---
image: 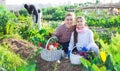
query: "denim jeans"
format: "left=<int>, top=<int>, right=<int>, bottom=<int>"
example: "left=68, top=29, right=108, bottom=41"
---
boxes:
left=59, top=41, right=69, bottom=54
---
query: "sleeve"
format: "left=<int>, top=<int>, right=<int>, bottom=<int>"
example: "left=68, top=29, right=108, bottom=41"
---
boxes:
left=68, top=32, right=74, bottom=51
left=87, top=30, right=96, bottom=50
left=89, top=30, right=94, bottom=43
left=53, top=27, right=61, bottom=39
left=30, top=5, right=37, bottom=15
left=29, top=5, right=34, bottom=14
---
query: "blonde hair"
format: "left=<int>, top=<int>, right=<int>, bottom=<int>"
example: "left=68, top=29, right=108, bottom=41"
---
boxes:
left=76, top=16, right=86, bottom=23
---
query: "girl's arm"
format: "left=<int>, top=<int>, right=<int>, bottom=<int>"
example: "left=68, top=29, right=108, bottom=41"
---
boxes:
left=87, top=30, right=96, bottom=50
left=89, top=30, right=95, bottom=43
left=68, top=32, right=74, bottom=51
left=88, top=30, right=99, bottom=55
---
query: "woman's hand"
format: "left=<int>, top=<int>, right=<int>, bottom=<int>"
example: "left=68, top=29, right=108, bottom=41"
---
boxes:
left=52, top=36, right=58, bottom=41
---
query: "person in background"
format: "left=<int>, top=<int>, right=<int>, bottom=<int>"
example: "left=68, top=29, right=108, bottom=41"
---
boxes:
left=38, top=9, right=42, bottom=30
left=68, top=16, right=99, bottom=56
left=24, top=4, right=42, bottom=30
left=53, top=13, right=75, bottom=58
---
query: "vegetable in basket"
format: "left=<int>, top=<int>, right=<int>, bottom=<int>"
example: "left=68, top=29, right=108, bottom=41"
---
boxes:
left=47, top=42, right=62, bottom=50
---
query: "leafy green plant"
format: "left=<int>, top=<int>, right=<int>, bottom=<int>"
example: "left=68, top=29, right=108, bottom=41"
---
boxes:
left=17, top=63, right=36, bottom=71
left=5, top=20, right=16, bottom=35
left=0, top=45, right=27, bottom=71
left=0, top=5, right=16, bottom=35
left=86, top=15, right=120, bottom=28
left=49, top=21, right=61, bottom=28
left=19, top=8, right=29, bottom=17
left=42, top=6, right=67, bottom=21
left=16, top=16, right=32, bottom=39
left=30, top=34, right=46, bottom=46
left=100, top=33, right=120, bottom=65
left=80, top=54, right=120, bottom=71
left=105, top=54, right=114, bottom=71
left=80, top=57, right=104, bottom=71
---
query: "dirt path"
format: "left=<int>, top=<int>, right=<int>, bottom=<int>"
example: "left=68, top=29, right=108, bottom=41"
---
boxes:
left=36, top=54, right=84, bottom=71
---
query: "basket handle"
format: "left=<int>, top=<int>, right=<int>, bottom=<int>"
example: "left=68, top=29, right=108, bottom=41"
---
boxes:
left=71, top=46, right=77, bottom=51
left=71, top=46, right=82, bottom=52
left=45, top=36, right=57, bottom=49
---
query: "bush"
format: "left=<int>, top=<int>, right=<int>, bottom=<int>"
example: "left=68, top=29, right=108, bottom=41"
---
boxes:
left=16, top=16, right=32, bottom=39
left=0, top=5, right=16, bottom=35
left=86, top=15, right=120, bottom=28
left=19, top=8, right=29, bottom=17
left=0, top=45, right=27, bottom=71
left=100, top=33, right=120, bottom=65
left=5, top=20, right=16, bottom=35
left=42, top=6, right=67, bottom=21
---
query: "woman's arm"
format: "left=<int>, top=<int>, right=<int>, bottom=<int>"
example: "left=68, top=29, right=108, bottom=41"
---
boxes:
left=53, top=27, right=61, bottom=40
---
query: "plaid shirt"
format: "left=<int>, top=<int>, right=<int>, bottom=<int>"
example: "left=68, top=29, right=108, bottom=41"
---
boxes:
left=54, top=24, right=74, bottom=43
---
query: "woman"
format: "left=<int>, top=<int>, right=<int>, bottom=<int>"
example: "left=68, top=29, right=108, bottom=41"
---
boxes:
left=53, top=13, right=75, bottom=58
left=68, top=16, right=99, bottom=56
left=24, top=4, right=38, bottom=23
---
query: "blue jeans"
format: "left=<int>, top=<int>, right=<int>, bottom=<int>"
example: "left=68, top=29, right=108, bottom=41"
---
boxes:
left=59, top=41, right=69, bottom=54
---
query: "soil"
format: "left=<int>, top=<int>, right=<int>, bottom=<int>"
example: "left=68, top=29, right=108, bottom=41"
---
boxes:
left=0, top=38, right=84, bottom=71
left=0, top=38, right=37, bottom=59
left=36, top=54, right=84, bottom=71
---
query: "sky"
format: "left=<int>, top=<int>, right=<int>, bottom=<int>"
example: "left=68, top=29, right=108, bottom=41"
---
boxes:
left=5, top=0, right=120, bottom=5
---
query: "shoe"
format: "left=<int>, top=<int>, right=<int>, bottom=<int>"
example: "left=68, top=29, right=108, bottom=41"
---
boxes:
left=61, top=51, right=69, bottom=59
left=64, top=54, right=69, bottom=59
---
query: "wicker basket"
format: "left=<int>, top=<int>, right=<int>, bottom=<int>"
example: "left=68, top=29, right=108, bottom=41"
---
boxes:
left=70, top=46, right=82, bottom=64
left=41, top=36, right=62, bottom=61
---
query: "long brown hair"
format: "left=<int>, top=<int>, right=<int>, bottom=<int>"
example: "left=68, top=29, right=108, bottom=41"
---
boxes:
left=74, top=25, right=77, bottom=46
left=74, top=16, right=87, bottom=45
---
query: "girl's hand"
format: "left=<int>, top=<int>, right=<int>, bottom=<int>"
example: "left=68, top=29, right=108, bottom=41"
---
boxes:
left=82, top=47, right=88, bottom=51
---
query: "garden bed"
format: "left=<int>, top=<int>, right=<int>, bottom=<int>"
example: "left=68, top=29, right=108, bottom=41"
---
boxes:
left=36, top=54, right=83, bottom=71
left=0, top=38, right=84, bottom=71
left=0, top=38, right=37, bottom=59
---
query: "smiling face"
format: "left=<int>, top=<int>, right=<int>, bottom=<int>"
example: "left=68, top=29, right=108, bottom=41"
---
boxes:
left=64, top=13, right=74, bottom=28
left=76, top=17, right=86, bottom=29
